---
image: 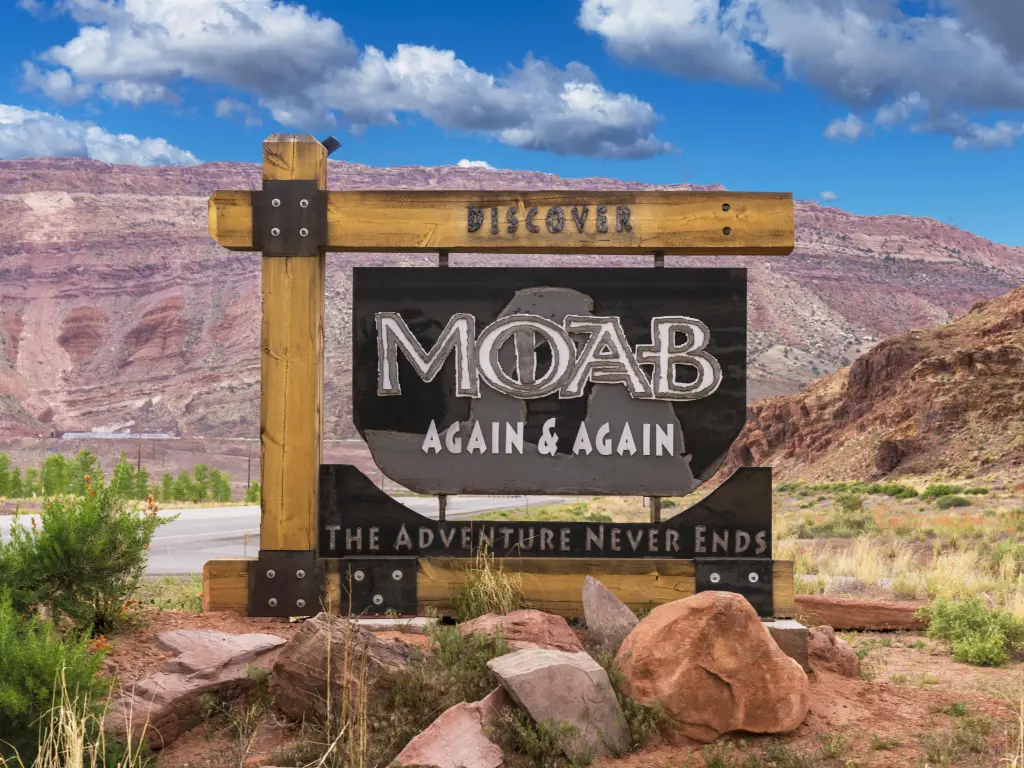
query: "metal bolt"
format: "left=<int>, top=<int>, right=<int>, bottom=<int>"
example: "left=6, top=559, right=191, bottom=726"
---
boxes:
left=372, top=594, right=384, bottom=606
left=299, top=199, right=309, bottom=208
left=722, top=227, right=732, bottom=236
left=271, top=198, right=281, bottom=208
left=266, top=569, right=276, bottom=579
left=268, top=598, right=278, bottom=607
left=299, top=227, right=309, bottom=237
left=392, top=570, right=403, bottom=581
left=748, top=572, right=760, bottom=584
left=353, top=570, right=365, bottom=582
left=722, top=203, right=731, bottom=212
left=270, top=227, right=281, bottom=237
left=709, top=572, right=721, bottom=584
left=296, top=569, right=306, bottom=579
left=296, top=598, right=306, bottom=609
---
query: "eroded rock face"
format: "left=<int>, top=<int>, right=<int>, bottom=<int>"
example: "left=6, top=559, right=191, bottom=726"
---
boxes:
left=488, top=649, right=628, bottom=762
left=459, top=609, right=585, bottom=653
left=808, top=626, right=861, bottom=677
left=581, top=576, right=638, bottom=655
left=391, top=687, right=513, bottom=768
left=615, top=591, right=808, bottom=744
left=104, top=630, right=287, bottom=750
left=270, top=612, right=414, bottom=723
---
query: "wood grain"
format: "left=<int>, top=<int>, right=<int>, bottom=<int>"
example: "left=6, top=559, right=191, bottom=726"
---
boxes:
left=208, top=190, right=794, bottom=255
left=202, top=558, right=254, bottom=614
left=260, top=134, right=327, bottom=550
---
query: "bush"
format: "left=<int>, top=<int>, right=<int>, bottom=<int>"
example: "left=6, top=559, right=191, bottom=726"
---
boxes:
left=243, top=482, right=260, bottom=504
left=920, top=597, right=1024, bottom=666
left=922, top=484, right=964, bottom=499
left=936, top=495, right=972, bottom=509
left=964, top=487, right=990, bottom=495
left=0, top=481, right=174, bottom=633
left=0, top=593, right=110, bottom=764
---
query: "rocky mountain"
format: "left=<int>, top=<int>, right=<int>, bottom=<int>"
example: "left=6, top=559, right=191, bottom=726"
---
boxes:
left=0, top=156, right=1022, bottom=440
left=722, top=285, right=1024, bottom=482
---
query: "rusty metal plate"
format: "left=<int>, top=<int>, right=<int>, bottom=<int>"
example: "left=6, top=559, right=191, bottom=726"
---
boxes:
left=253, top=180, right=327, bottom=257
left=248, top=550, right=325, bottom=617
left=695, top=557, right=774, bottom=617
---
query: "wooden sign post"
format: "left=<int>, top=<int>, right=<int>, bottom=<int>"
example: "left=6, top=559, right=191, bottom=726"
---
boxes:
left=203, top=133, right=796, bottom=619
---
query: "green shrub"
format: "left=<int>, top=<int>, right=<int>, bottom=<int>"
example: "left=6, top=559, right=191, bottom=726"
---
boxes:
left=596, top=653, right=666, bottom=752
left=964, top=487, right=990, bottom=495
left=922, top=484, right=964, bottom=499
left=243, top=482, right=261, bottom=504
left=0, top=482, right=174, bottom=633
left=920, top=597, right=1024, bottom=666
left=494, top=709, right=582, bottom=768
left=0, top=593, right=110, bottom=764
left=935, top=495, right=972, bottom=509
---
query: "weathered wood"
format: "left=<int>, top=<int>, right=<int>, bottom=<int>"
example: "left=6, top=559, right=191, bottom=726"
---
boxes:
left=208, top=190, right=794, bottom=255
left=202, top=558, right=255, bottom=614
left=260, top=134, right=327, bottom=551
left=201, top=556, right=795, bottom=619
left=794, top=594, right=927, bottom=630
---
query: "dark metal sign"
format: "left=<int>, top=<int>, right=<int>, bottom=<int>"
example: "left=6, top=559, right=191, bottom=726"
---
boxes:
left=318, top=464, right=771, bottom=560
left=352, top=268, right=747, bottom=496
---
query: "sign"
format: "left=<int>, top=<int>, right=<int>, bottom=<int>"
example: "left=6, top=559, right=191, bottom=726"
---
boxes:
left=318, top=464, right=772, bottom=560
left=352, top=267, right=747, bottom=496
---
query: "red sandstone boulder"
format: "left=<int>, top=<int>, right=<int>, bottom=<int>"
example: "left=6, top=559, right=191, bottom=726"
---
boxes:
left=808, top=626, right=860, bottom=677
left=615, top=591, right=808, bottom=743
left=459, top=609, right=584, bottom=653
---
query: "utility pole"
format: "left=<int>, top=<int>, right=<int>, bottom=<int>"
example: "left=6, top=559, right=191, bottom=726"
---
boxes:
left=246, top=444, right=252, bottom=489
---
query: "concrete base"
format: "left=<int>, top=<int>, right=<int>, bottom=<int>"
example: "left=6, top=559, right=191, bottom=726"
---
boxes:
left=764, top=619, right=809, bottom=671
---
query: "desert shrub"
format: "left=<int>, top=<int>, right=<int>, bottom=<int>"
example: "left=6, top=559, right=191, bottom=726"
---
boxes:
left=834, top=493, right=864, bottom=514
left=452, top=547, right=525, bottom=622
left=0, top=481, right=173, bottom=632
left=964, top=487, right=990, bottom=495
left=920, top=714, right=992, bottom=764
left=920, top=597, right=1024, bottom=666
left=922, top=484, right=964, bottom=499
left=0, top=593, right=110, bottom=764
left=494, top=709, right=582, bottom=768
left=936, top=495, right=972, bottom=509
left=790, top=494, right=877, bottom=539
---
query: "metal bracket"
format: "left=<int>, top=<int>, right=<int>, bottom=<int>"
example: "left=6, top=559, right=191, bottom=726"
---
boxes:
left=252, top=180, right=327, bottom=257
left=248, top=550, right=325, bottom=617
left=339, top=557, right=418, bottom=617
left=695, top=557, right=774, bottom=617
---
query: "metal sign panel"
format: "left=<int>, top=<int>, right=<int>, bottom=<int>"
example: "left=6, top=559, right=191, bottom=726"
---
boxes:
left=351, top=267, right=746, bottom=496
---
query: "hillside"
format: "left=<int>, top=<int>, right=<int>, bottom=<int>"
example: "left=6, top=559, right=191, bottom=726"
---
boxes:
left=0, top=156, right=1022, bottom=439
left=722, top=285, right=1024, bottom=482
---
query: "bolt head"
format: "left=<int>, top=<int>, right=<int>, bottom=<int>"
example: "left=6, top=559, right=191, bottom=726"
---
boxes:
left=722, top=203, right=731, bottom=212
left=271, top=198, right=281, bottom=207
left=296, top=569, right=306, bottom=579
left=722, top=226, right=732, bottom=236
left=270, top=227, right=281, bottom=237
left=392, top=569, right=403, bottom=581
left=266, top=569, right=276, bottom=579
left=299, top=227, right=309, bottom=237
left=268, top=597, right=278, bottom=607
left=748, top=572, right=760, bottom=584
left=372, top=594, right=384, bottom=606
left=354, top=570, right=365, bottom=582
left=709, top=572, right=721, bottom=584
left=296, top=598, right=306, bottom=609
left=299, top=199, right=309, bottom=208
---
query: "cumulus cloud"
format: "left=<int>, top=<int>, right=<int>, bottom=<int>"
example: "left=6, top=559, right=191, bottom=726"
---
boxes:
left=824, top=114, right=869, bottom=141
left=457, top=159, right=496, bottom=169
left=22, top=0, right=672, bottom=160
left=0, top=105, right=199, bottom=165
left=952, top=120, right=1024, bottom=150
left=819, top=190, right=838, bottom=201
left=578, top=0, right=1024, bottom=150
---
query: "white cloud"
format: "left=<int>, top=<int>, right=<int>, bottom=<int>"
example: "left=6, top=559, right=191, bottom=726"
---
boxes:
left=952, top=120, right=1024, bottom=150
left=824, top=114, right=869, bottom=141
left=457, top=159, right=496, bottom=169
left=579, top=0, right=1024, bottom=150
left=0, top=105, right=199, bottom=165
left=215, top=98, right=262, bottom=127
left=819, top=190, right=838, bottom=201
left=23, top=0, right=672, bottom=160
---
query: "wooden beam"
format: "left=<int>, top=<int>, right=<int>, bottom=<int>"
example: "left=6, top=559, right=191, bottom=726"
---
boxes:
left=202, top=556, right=796, bottom=619
left=208, top=190, right=794, bottom=255
left=260, top=134, right=327, bottom=550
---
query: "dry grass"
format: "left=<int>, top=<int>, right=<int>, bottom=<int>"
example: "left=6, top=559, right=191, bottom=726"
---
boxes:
left=452, top=546, right=526, bottom=622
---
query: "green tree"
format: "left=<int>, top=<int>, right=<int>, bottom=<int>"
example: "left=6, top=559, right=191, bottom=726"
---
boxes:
left=0, top=452, right=10, bottom=497
left=209, top=467, right=232, bottom=503
left=23, top=468, right=41, bottom=497
left=173, top=470, right=193, bottom=502
left=244, top=481, right=260, bottom=504
left=192, top=464, right=211, bottom=502
left=109, top=451, right=136, bottom=498
left=133, top=465, right=150, bottom=501
left=70, top=449, right=99, bottom=495
left=9, top=468, right=22, bottom=498
left=41, top=454, right=69, bottom=496
left=159, top=472, right=175, bottom=502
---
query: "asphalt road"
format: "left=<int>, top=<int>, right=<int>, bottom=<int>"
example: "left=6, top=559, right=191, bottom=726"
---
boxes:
left=0, top=495, right=568, bottom=575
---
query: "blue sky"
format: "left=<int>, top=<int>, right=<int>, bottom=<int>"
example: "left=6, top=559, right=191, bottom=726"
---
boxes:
left=1, top=0, right=1022, bottom=245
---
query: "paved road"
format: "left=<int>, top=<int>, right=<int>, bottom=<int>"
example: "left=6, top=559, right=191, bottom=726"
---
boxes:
left=0, top=495, right=568, bottom=575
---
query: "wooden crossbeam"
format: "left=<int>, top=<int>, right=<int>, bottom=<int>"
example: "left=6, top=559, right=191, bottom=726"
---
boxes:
left=204, top=557, right=796, bottom=618
left=209, top=190, right=794, bottom=255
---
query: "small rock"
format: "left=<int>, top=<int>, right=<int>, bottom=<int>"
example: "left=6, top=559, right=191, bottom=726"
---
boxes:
left=391, top=687, right=513, bottom=768
left=488, top=649, right=628, bottom=762
left=460, top=609, right=584, bottom=653
left=615, top=591, right=808, bottom=744
left=581, top=576, right=638, bottom=655
left=155, top=629, right=285, bottom=678
left=808, top=626, right=860, bottom=677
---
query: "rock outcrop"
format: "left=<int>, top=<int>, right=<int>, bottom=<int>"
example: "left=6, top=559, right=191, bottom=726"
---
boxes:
left=808, top=625, right=860, bottom=677
left=615, top=591, right=808, bottom=743
left=459, top=610, right=585, bottom=653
